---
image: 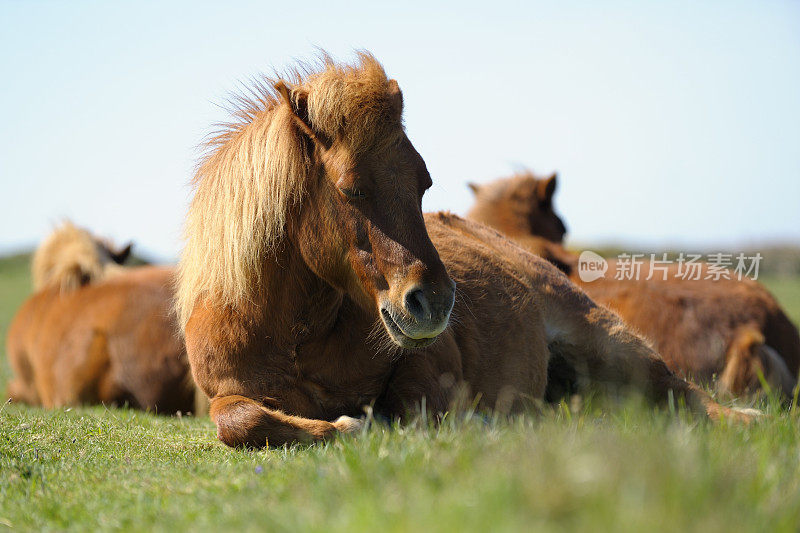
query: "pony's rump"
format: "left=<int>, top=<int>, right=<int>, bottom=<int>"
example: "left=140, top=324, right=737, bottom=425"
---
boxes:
left=7, top=223, right=191, bottom=413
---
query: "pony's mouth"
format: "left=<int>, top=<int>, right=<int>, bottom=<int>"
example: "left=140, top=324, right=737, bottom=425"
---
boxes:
left=380, top=308, right=438, bottom=349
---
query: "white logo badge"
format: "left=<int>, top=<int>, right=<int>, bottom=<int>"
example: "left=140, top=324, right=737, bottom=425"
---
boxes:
left=578, top=250, right=608, bottom=282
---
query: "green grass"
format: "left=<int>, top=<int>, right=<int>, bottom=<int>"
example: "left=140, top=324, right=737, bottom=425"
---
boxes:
left=2, top=402, right=799, bottom=532
left=2, top=256, right=800, bottom=532
left=0, top=254, right=31, bottom=388
left=762, top=277, right=800, bottom=324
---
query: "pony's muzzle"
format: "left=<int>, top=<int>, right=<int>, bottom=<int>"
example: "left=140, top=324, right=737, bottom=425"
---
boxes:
left=402, top=281, right=455, bottom=328
left=379, top=280, right=455, bottom=348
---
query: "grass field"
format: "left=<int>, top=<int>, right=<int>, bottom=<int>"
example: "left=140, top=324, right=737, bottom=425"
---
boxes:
left=2, top=255, right=800, bottom=531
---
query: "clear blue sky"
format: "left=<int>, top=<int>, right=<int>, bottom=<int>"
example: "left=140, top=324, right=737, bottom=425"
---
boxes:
left=1, top=1, right=798, bottom=260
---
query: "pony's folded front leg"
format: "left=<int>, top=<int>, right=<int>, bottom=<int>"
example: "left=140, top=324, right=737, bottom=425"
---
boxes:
left=210, top=395, right=363, bottom=448
left=379, top=349, right=456, bottom=420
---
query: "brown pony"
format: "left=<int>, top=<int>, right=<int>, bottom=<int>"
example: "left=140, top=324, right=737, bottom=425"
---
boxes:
left=467, top=172, right=800, bottom=398
left=467, top=171, right=567, bottom=243
left=178, top=54, right=755, bottom=449
left=6, top=222, right=194, bottom=412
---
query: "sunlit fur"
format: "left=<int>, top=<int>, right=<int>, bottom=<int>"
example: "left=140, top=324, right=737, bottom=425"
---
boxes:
left=177, top=53, right=402, bottom=327
left=32, top=220, right=124, bottom=293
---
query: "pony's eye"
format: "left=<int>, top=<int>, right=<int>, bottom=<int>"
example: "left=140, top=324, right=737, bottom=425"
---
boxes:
left=340, top=187, right=366, bottom=200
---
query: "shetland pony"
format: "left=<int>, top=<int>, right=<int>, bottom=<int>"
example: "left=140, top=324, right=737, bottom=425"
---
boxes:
left=467, top=172, right=567, bottom=243
left=6, top=222, right=194, bottom=412
left=178, top=54, right=755, bottom=448
left=467, top=172, right=800, bottom=398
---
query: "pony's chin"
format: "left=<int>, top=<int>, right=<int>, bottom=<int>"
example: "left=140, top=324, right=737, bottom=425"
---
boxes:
left=380, top=309, right=439, bottom=349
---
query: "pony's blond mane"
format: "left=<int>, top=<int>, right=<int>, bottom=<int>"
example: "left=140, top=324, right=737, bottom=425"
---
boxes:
left=32, top=221, right=122, bottom=293
left=177, top=52, right=401, bottom=326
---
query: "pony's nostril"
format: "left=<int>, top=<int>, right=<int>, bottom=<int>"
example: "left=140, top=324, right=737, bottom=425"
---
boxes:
left=404, top=288, right=431, bottom=321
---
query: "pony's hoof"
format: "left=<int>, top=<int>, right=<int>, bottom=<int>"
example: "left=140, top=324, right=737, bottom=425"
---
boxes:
left=720, top=406, right=764, bottom=424
left=733, top=407, right=764, bottom=420
left=333, top=415, right=364, bottom=434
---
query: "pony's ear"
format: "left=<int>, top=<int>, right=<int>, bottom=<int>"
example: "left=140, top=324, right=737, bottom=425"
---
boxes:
left=110, top=242, right=132, bottom=265
left=387, top=79, right=403, bottom=117
left=275, top=80, right=329, bottom=148
left=467, top=182, right=481, bottom=195
left=536, top=173, right=558, bottom=207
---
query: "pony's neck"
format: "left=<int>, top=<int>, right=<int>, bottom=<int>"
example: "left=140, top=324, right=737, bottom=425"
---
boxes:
left=482, top=203, right=529, bottom=237
left=503, top=203, right=533, bottom=236
left=256, top=241, right=344, bottom=347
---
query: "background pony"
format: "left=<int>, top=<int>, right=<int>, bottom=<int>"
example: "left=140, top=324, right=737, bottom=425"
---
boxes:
left=179, top=54, right=754, bottom=448
left=31, top=220, right=132, bottom=292
left=467, top=172, right=800, bottom=398
left=467, top=172, right=567, bottom=244
left=6, top=222, right=194, bottom=412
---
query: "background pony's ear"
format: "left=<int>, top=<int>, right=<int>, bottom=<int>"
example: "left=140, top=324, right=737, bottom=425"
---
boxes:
left=110, top=242, right=133, bottom=265
left=536, top=173, right=558, bottom=207
left=467, top=183, right=481, bottom=195
left=274, top=80, right=328, bottom=147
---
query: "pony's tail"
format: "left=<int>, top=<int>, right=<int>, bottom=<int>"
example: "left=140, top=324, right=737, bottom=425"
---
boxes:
left=31, top=221, right=131, bottom=293
left=718, top=325, right=798, bottom=398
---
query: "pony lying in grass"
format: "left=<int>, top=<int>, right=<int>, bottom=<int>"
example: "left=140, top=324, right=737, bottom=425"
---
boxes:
left=178, top=53, right=756, bottom=448
left=467, top=172, right=800, bottom=398
left=6, top=222, right=194, bottom=412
